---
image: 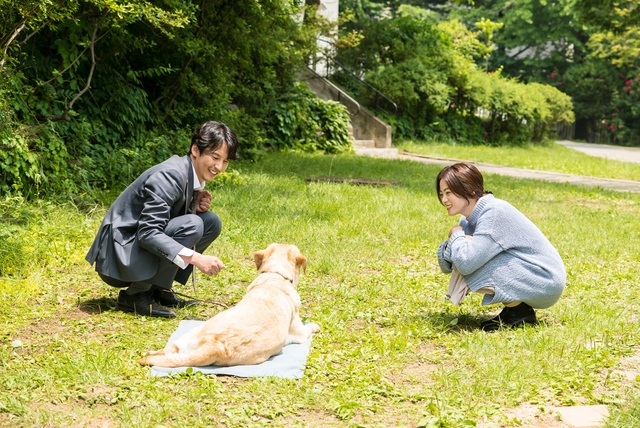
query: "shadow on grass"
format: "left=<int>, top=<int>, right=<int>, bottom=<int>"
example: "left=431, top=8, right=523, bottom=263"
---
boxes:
left=412, top=311, right=483, bottom=333
left=413, top=311, right=548, bottom=334
left=78, top=296, right=116, bottom=315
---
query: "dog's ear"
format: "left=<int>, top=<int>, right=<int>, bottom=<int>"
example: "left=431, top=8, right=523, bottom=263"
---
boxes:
left=254, top=250, right=266, bottom=270
left=296, top=254, right=307, bottom=274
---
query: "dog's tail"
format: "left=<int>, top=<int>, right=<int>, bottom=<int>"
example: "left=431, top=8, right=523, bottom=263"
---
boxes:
left=137, top=337, right=228, bottom=368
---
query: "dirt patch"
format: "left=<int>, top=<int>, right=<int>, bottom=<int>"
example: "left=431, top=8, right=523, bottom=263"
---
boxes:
left=589, top=345, right=640, bottom=404
left=28, top=398, right=117, bottom=428
left=358, top=267, right=385, bottom=275
left=306, top=176, right=402, bottom=186
left=5, top=311, right=85, bottom=356
left=612, top=346, right=640, bottom=382
left=390, top=342, right=444, bottom=397
left=477, top=403, right=569, bottom=428
left=278, top=409, right=344, bottom=427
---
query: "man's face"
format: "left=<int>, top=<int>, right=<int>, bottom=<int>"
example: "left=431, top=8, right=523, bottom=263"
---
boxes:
left=191, top=143, right=229, bottom=183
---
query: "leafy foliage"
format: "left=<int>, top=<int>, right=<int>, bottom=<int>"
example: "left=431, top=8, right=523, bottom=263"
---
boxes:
left=439, top=0, right=640, bottom=145
left=0, top=0, right=351, bottom=198
left=334, top=9, right=573, bottom=144
left=573, top=0, right=640, bottom=33
left=267, top=84, right=352, bottom=153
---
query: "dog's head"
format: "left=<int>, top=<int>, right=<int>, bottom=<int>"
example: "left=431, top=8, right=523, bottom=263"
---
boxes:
left=253, top=243, right=307, bottom=286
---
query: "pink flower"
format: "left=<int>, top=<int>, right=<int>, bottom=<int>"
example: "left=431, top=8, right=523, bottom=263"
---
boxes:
left=550, top=72, right=557, bottom=78
left=626, top=86, right=631, bottom=93
left=626, top=79, right=633, bottom=86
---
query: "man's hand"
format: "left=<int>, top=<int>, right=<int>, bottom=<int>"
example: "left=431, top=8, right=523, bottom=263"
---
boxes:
left=195, top=190, right=212, bottom=213
left=189, top=252, right=225, bottom=276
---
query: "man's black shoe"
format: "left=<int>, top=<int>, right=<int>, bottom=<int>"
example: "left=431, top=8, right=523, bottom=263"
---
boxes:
left=117, top=290, right=176, bottom=318
left=481, top=303, right=537, bottom=332
left=151, top=287, right=198, bottom=309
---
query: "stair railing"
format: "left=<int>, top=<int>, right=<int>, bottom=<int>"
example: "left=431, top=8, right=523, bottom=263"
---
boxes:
left=305, top=66, right=362, bottom=117
left=312, top=49, right=398, bottom=117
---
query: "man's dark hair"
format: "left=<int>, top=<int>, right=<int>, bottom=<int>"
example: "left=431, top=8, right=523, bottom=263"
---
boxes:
left=189, top=121, right=239, bottom=160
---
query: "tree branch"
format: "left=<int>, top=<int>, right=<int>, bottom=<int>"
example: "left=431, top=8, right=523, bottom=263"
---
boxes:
left=508, top=45, right=533, bottom=59
left=0, top=19, right=27, bottom=71
left=47, top=11, right=107, bottom=122
left=19, top=24, right=45, bottom=46
left=40, top=46, right=90, bottom=87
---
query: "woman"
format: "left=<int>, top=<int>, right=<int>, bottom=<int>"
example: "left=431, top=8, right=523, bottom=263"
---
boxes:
left=436, top=162, right=566, bottom=331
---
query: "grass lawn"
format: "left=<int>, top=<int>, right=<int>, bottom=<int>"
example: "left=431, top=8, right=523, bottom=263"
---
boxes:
left=1, top=148, right=640, bottom=427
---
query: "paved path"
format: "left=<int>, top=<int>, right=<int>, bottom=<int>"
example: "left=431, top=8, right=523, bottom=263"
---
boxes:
left=354, top=141, right=640, bottom=194
left=556, top=140, right=640, bottom=163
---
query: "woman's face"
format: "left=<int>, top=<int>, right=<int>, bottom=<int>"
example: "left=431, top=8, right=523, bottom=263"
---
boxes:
left=191, top=142, right=229, bottom=183
left=439, top=179, right=476, bottom=217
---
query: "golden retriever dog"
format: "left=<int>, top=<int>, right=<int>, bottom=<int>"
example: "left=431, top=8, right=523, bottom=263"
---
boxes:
left=137, top=243, right=320, bottom=368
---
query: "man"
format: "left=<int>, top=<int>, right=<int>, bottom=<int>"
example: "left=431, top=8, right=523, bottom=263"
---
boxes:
left=86, top=121, right=239, bottom=317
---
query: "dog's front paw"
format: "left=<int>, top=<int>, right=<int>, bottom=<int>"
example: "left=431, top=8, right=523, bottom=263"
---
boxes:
left=307, top=322, right=320, bottom=333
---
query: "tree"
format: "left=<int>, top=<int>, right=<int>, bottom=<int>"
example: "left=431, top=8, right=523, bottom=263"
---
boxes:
left=573, top=0, right=640, bottom=33
left=332, top=7, right=572, bottom=143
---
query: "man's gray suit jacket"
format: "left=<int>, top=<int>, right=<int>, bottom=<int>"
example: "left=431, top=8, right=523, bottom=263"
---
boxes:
left=86, top=155, right=195, bottom=282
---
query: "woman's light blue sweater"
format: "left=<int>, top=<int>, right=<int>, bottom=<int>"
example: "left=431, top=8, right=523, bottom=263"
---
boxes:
left=437, top=194, right=566, bottom=308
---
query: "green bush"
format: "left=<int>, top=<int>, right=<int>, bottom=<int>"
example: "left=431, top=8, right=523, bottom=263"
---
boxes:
left=528, top=82, right=575, bottom=141
left=266, top=84, right=352, bottom=154
left=474, top=76, right=573, bottom=144
left=0, top=133, right=40, bottom=197
left=0, top=119, right=79, bottom=198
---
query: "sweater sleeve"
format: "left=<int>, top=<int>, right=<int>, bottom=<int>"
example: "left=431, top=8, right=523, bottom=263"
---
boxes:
left=437, top=240, right=453, bottom=273
left=443, top=230, right=504, bottom=276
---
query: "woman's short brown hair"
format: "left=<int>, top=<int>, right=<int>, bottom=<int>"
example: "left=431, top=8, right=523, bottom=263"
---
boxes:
left=436, top=162, right=489, bottom=204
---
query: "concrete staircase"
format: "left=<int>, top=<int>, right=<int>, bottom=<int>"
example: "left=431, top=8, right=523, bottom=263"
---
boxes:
left=352, top=139, right=399, bottom=158
left=299, top=67, right=398, bottom=157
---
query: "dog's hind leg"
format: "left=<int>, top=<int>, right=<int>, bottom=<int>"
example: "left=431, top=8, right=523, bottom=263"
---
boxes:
left=142, top=344, right=179, bottom=358
left=137, top=337, right=229, bottom=368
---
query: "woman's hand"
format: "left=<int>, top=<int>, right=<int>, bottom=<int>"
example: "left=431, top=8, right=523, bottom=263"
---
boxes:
left=448, top=225, right=464, bottom=237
